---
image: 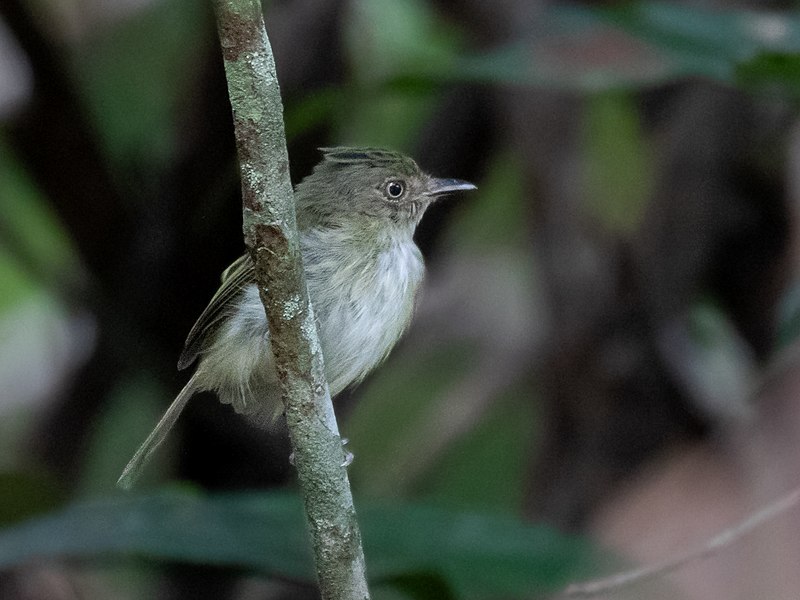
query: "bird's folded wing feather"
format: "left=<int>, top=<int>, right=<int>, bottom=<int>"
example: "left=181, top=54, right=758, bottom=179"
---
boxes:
left=177, top=254, right=256, bottom=369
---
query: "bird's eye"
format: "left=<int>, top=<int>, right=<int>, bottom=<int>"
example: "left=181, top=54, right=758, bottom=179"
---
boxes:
left=385, top=180, right=405, bottom=199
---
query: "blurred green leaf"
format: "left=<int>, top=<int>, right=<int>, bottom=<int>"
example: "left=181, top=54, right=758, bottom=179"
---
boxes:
left=347, top=343, right=475, bottom=496
left=444, top=151, right=526, bottom=251
left=336, top=0, right=464, bottom=147
left=353, top=2, right=800, bottom=93
left=78, top=375, right=172, bottom=496
left=588, top=3, right=800, bottom=78
left=548, top=3, right=800, bottom=90
left=0, top=137, right=78, bottom=307
left=0, top=489, right=313, bottom=578
left=345, top=0, right=463, bottom=85
left=584, top=91, right=651, bottom=233
left=417, top=388, right=537, bottom=514
left=284, top=88, right=344, bottom=140
left=682, top=299, right=756, bottom=421
left=0, top=490, right=596, bottom=598
left=0, top=472, right=66, bottom=527
left=0, top=252, right=37, bottom=314
left=72, top=0, right=211, bottom=169
left=376, top=572, right=458, bottom=600
left=334, top=85, right=440, bottom=149
left=736, top=52, right=800, bottom=94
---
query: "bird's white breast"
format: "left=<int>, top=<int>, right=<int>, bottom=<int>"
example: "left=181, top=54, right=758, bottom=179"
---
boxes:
left=212, top=226, right=424, bottom=407
left=303, top=228, right=425, bottom=394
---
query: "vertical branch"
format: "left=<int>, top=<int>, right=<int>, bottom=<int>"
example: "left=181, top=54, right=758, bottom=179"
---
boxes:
left=211, top=1, right=370, bottom=598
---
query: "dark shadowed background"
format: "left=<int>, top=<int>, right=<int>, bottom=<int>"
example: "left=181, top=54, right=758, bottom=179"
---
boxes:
left=2, top=0, right=800, bottom=598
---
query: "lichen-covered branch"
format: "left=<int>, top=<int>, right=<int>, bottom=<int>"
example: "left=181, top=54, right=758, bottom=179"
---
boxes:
left=211, top=1, right=370, bottom=598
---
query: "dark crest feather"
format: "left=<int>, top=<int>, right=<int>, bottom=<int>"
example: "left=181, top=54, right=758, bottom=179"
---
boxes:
left=318, top=147, right=419, bottom=174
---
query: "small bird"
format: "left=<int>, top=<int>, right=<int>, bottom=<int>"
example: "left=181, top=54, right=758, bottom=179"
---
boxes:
left=118, top=147, right=476, bottom=488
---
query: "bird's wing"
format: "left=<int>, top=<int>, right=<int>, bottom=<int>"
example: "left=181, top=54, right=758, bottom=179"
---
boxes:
left=177, top=254, right=256, bottom=370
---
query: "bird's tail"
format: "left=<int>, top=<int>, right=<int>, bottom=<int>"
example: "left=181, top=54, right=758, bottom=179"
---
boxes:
left=116, top=375, right=200, bottom=490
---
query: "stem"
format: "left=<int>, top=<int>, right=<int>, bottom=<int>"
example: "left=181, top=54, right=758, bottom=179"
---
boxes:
left=211, top=2, right=370, bottom=598
left=564, top=486, right=800, bottom=597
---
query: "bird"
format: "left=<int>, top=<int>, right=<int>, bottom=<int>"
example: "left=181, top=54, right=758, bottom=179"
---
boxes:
left=117, top=147, right=476, bottom=489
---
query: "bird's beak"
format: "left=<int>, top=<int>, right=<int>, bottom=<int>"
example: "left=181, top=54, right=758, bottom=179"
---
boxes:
left=424, top=178, right=477, bottom=197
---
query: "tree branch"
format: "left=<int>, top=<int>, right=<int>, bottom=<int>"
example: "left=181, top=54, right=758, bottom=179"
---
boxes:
left=211, top=1, right=370, bottom=598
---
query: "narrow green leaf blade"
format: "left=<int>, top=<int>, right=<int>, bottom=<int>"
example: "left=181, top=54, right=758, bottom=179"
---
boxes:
left=0, top=490, right=596, bottom=598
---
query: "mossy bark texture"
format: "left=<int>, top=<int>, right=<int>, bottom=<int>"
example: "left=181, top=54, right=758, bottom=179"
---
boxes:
left=211, top=2, right=370, bottom=598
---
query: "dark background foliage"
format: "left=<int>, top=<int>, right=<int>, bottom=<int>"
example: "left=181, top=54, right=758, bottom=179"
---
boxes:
left=2, top=0, right=800, bottom=598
